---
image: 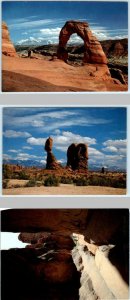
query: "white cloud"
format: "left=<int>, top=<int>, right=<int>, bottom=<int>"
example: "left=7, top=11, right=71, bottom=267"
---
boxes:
left=22, top=146, right=32, bottom=150
left=40, top=27, right=61, bottom=36
left=40, top=159, right=46, bottom=165
left=27, top=131, right=96, bottom=151
left=8, top=149, right=18, bottom=153
left=27, top=137, right=46, bottom=146
left=102, top=146, right=118, bottom=153
left=88, top=147, right=103, bottom=157
left=103, top=139, right=127, bottom=148
left=3, top=130, right=31, bottom=138
left=10, top=19, right=55, bottom=30
left=3, top=152, right=43, bottom=162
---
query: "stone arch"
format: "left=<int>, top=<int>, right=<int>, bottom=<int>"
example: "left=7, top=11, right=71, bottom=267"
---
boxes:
left=57, top=20, right=107, bottom=64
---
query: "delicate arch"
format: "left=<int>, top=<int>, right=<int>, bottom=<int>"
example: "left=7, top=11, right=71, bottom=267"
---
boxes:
left=57, top=21, right=107, bottom=64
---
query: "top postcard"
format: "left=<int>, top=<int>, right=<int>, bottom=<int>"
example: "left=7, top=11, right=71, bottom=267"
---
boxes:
left=2, top=1, right=128, bottom=93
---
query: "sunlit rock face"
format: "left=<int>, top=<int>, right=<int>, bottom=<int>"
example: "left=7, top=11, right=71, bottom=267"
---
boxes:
left=72, top=234, right=129, bottom=300
left=57, top=21, right=107, bottom=64
left=2, top=22, right=18, bottom=57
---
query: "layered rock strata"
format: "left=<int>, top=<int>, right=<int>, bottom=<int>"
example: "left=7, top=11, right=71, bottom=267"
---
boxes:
left=2, top=22, right=17, bottom=57
left=57, top=21, right=107, bottom=64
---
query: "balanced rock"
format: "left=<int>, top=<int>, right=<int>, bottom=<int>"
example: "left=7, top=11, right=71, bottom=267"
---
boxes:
left=45, top=137, right=61, bottom=169
left=2, top=22, right=17, bottom=57
left=67, top=143, right=88, bottom=170
left=57, top=21, right=107, bottom=64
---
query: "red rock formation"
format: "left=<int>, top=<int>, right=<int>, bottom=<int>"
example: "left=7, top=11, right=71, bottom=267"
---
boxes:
left=67, top=143, right=88, bottom=170
left=57, top=21, right=107, bottom=64
left=2, top=22, right=18, bottom=57
left=1, top=209, right=128, bottom=245
left=44, top=137, right=61, bottom=169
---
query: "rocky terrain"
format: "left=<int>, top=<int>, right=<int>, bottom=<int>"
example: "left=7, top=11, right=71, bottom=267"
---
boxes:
left=2, top=21, right=128, bottom=92
left=1, top=209, right=129, bottom=300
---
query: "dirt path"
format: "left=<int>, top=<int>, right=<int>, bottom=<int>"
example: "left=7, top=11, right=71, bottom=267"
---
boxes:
left=3, top=184, right=126, bottom=195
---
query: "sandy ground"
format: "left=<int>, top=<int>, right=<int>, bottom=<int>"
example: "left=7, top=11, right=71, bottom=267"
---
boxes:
left=2, top=55, right=128, bottom=92
left=3, top=181, right=126, bottom=195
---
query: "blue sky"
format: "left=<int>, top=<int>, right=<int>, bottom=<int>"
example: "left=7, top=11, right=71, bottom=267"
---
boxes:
left=3, top=107, right=127, bottom=170
left=2, top=1, right=128, bottom=45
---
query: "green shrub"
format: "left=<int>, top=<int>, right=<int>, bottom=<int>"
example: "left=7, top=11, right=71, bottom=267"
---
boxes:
left=88, top=175, right=126, bottom=189
left=60, top=176, right=74, bottom=184
left=44, top=175, right=59, bottom=187
left=3, top=179, right=9, bottom=189
left=74, top=177, right=88, bottom=186
left=3, top=165, right=12, bottom=179
left=25, top=179, right=37, bottom=187
left=18, top=171, right=30, bottom=180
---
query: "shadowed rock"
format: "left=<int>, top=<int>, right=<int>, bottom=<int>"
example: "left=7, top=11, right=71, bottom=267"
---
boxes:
left=57, top=21, right=107, bottom=64
left=67, top=143, right=88, bottom=170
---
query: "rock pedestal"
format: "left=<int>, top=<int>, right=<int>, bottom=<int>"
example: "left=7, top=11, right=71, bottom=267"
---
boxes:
left=45, top=137, right=61, bottom=169
left=2, top=22, right=18, bottom=57
left=57, top=21, right=107, bottom=64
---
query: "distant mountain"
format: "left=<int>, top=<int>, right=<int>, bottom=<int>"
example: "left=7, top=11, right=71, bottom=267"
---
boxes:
left=3, top=159, right=45, bottom=168
left=15, top=38, right=128, bottom=60
left=3, top=159, right=126, bottom=172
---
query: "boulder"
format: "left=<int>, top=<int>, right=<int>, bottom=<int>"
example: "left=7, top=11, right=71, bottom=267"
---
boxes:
left=2, top=22, right=18, bottom=57
left=57, top=21, right=107, bottom=64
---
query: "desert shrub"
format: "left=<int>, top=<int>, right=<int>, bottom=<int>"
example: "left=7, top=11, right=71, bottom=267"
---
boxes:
left=3, top=164, right=12, bottom=179
left=88, top=175, right=126, bottom=188
left=13, top=184, right=21, bottom=188
left=25, top=179, right=37, bottom=187
left=36, top=182, right=42, bottom=187
left=74, top=177, right=88, bottom=186
left=60, top=176, right=74, bottom=184
left=18, top=171, right=30, bottom=180
left=3, top=179, right=9, bottom=189
left=112, top=178, right=126, bottom=189
left=88, top=176, right=108, bottom=186
left=44, top=175, right=59, bottom=187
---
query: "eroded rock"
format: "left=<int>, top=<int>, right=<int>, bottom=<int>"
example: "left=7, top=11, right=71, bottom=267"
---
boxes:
left=2, top=22, right=18, bottom=57
left=57, top=21, right=107, bottom=64
left=67, top=143, right=88, bottom=170
left=45, top=137, right=61, bottom=169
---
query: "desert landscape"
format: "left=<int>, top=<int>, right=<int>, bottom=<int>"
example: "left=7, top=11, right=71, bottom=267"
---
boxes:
left=1, top=209, right=129, bottom=300
left=3, top=107, right=127, bottom=195
left=2, top=1, right=128, bottom=92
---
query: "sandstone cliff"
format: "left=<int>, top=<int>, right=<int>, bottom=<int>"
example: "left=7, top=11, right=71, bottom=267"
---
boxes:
left=2, top=22, right=17, bottom=57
